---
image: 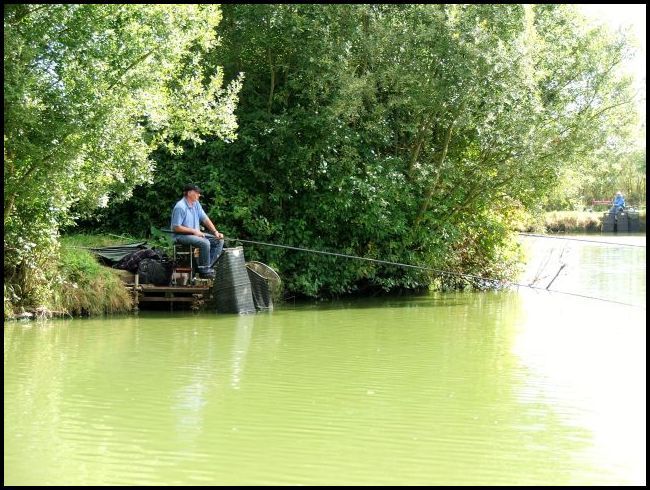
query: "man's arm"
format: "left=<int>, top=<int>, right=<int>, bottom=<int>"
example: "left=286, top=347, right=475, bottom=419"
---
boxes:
left=202, top=217, right=224, bottom=239
left=173, top=224, right=202, bottom=236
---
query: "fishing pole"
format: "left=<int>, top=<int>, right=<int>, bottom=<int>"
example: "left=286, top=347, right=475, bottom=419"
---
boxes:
left=226, top=237, right=645, bottom=309
left=518, top=232, right=646, bottom=248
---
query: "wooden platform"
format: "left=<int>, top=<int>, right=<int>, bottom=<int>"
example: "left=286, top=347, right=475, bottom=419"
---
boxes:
left=125, top=279, right=213, bottom=311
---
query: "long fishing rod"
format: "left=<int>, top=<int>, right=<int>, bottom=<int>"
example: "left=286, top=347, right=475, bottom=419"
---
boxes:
left=518, top=232, right=646, bottom=248
left=226, top=237, right=645, bottom=309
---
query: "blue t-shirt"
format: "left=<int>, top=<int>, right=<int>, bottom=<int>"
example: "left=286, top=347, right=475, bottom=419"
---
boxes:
left=171, top=198, right=207, bottom=238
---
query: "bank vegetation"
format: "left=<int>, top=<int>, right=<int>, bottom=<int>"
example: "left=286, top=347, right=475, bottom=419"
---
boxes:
left=5, top=5, right=645, bottom=318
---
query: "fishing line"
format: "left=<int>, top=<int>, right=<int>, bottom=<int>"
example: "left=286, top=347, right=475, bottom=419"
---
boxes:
left=518, top=232, right=646, bottom=248
left=227, top=237, right=645, bottom=309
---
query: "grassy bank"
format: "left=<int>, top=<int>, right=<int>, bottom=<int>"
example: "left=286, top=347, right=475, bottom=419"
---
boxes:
left=56, top=234, right=137, bottom=317
left=4, top=234, right=144, bottom=321
left=518, top=210, right=646, bottom=234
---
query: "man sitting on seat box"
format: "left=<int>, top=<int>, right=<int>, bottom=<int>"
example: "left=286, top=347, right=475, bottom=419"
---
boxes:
left=610, top=191, right=626, bottom=214
left=171, top=184, right=224, bottom=278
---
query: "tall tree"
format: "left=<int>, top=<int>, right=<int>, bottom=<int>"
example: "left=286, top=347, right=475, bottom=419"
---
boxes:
left=93, top=4, right=640, bottom=298
left=4, top=4, right=242, bottom=306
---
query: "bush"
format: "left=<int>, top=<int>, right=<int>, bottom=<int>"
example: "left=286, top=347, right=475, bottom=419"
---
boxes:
left=55, top=242, right=133, bottom=316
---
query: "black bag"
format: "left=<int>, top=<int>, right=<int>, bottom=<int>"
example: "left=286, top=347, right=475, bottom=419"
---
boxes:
left=114, top=248, right=161, bottom=272
left=137, top=258, right=174, bottom=286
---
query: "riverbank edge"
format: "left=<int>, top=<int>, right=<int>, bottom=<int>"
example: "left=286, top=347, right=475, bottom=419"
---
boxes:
left=5, top=220, right=645, bottom=322
left=519, top=210, right=646, bottom=234
left=4, top=234, right=142, bottom=322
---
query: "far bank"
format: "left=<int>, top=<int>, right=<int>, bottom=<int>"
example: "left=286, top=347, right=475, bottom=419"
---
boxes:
left=522, top=210, right=646, bottom=234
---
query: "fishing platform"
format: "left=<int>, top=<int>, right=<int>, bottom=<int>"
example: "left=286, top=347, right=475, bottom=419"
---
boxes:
left=601, top=209, right=641, bottom=233
left=96, top=245, right=280, bottom=314
left=115, top=270, right=213, bottom=311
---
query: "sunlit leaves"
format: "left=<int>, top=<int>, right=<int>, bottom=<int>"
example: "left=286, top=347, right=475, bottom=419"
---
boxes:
left=4, top=4, right=242, bottom=308
left=89, top=4, right=638, bottom=298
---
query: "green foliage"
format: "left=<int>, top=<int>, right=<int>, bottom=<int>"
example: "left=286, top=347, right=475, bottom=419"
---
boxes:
left=4, top=5, right=241, bottom=312
left=3, top=233, right=139, bottom=319
left=532, top=5, right=645, bottom=211
left=148, top=225, right=175, bottom=257
left=90, top=4, right=640, bottom=298
left=11, top=5, right=641, bottom=304
left=55, top=242, right=133, bottom=316
left=541, top=211, right=604, bottom=233
left=60, top=232, right=142, bottom=249
left=546, top=148, right=646, bottom=210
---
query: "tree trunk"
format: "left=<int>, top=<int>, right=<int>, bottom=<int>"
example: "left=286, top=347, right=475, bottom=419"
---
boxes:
left=414, top=122, right=454, bottom=227
left=267, top=48, right=275, bottom=115
left=407, top=130, right=426, bottom=179
left=4, top=193, right=15, bottom=223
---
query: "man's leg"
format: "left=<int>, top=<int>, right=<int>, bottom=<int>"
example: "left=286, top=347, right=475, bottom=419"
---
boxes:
left=205, top=234, right=224, bottom=267
left=175, top=235, right=211, bottom=268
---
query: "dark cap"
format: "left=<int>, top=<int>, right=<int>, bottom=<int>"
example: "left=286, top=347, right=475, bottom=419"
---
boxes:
left=183, top=184, right=203, bottom=194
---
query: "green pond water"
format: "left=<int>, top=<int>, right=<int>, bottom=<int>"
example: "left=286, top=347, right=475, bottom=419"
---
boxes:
left=4, top=235, right=646, bottom=485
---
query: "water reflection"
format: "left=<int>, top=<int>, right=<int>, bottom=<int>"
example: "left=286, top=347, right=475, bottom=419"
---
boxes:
left=4, top=236, right=646, bottom=485
left=519, top=234, right=646, bottom=306
left=514, top=289, right=646, bottom=485
left=230, top=315, right=255, bottom=390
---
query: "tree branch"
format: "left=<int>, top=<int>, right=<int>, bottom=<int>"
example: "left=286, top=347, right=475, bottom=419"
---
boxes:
left=5, top=4, right=50, bottom=25
left=107, top=49, right=155, bottom=90
left=414, top=120, right=454, bottom=227
left=267, top=47, right=275, bottom=115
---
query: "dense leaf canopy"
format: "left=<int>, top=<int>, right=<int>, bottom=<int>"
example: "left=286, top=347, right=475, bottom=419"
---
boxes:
left=4, top=4, right=642, bottom=307
left=97, top=5, right=640, bottom=297
left=4, top=4, right=241, bottom=306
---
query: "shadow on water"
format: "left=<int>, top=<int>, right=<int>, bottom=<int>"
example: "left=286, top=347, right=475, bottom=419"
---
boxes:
left=4, top=234, right=646, bottom=484
left=7, top=284, right=642, bottom=484
left=278, top=290, right=487, bottom=312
